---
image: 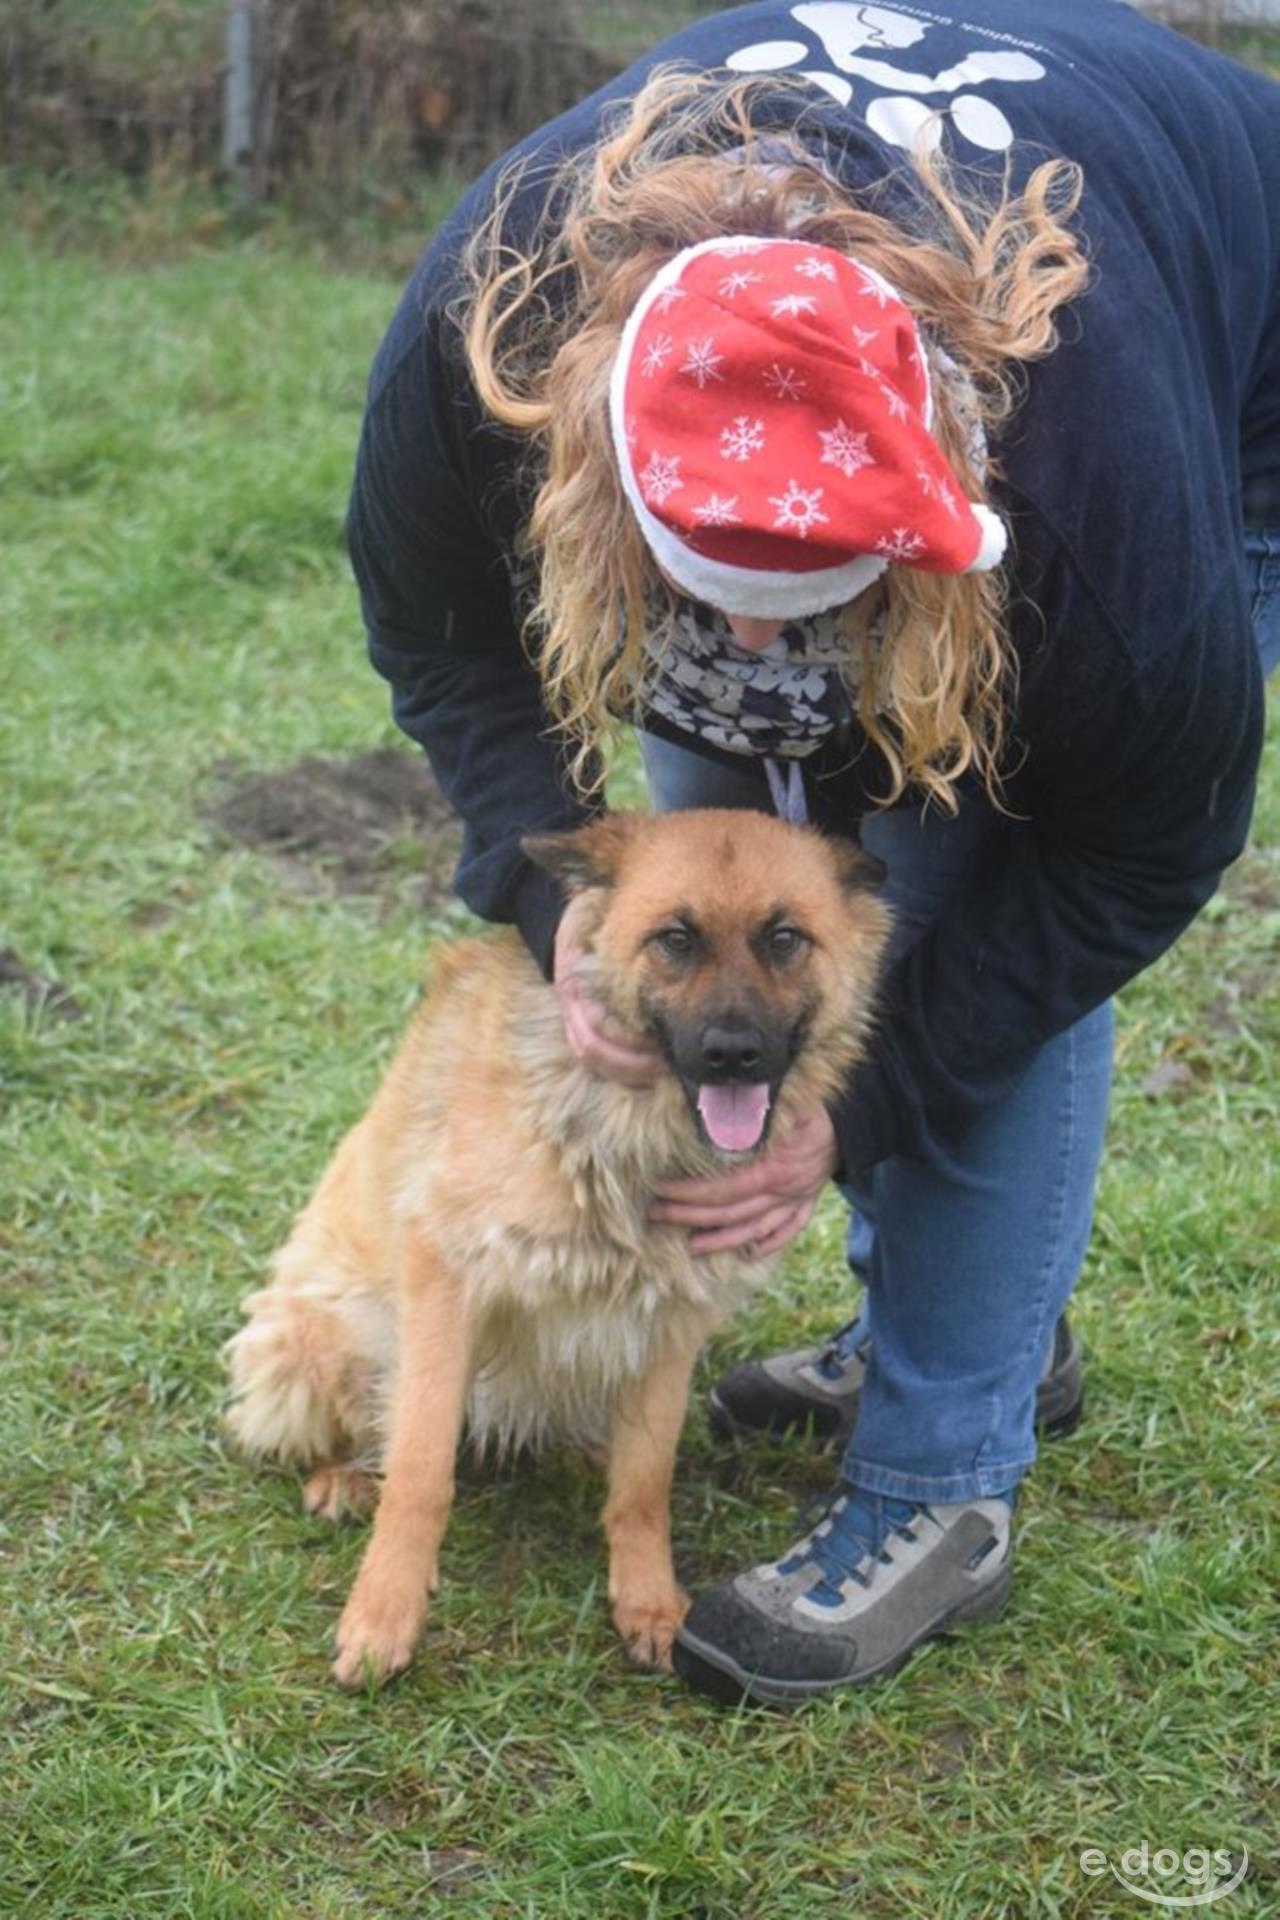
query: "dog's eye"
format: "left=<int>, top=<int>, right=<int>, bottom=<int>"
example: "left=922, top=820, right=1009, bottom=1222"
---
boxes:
left=767, top=926, right=808, bottom=961
left=655, top=925, right=695, bottom=960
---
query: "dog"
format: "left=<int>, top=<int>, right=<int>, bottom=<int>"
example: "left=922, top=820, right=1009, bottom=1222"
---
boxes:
left=223, top=807, right=889, bottom=1687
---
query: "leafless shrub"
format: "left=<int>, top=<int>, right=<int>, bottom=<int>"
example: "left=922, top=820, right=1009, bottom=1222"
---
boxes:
left=0, top=0, right=615, bottom=190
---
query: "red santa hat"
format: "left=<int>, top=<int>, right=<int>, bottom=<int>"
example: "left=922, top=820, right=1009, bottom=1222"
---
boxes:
left=608, top=236, right=1006, bottom=619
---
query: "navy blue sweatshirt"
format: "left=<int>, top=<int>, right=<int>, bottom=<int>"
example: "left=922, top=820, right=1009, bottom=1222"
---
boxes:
left=347, top=0, right=1276, bottom=1177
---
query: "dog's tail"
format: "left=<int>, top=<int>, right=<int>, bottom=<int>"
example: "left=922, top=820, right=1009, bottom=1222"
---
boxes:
left=222, top=1274, right=383, bottom=1467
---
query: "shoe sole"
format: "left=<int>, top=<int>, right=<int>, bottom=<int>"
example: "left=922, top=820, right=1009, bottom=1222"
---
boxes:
left=672, top=1558, right=1015, bottom=1709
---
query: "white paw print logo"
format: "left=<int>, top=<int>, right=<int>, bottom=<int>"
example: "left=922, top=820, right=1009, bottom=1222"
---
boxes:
left=725, top=3, right=1049, bottom=155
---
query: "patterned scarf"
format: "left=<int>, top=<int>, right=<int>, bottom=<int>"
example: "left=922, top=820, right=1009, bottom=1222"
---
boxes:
left=643, top=594, right=881, bottom=761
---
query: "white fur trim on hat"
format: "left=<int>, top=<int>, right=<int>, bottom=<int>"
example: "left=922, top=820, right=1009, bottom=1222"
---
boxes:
left=633, top=480, right=890, bottom=616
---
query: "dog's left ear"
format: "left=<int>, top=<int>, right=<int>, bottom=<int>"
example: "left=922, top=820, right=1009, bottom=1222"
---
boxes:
left=522, top=814, right=641, bottom=896
left=827, top=834, right=887, bottom=895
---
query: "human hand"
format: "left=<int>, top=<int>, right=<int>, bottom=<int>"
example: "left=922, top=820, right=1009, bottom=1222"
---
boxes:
left=649, top=1102, right=839, bottom=1257
left=552, top=900, right=664, bottom=1088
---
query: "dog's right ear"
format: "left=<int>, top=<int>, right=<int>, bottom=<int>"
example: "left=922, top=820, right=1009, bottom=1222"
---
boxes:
left=826, top=834, right=887, bottom=895
left=522, top=814, right=640, bottom=896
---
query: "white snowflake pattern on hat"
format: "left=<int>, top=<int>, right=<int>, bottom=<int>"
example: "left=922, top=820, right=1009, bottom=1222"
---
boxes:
left=818, top=419, right=876, bottom=480
left=917, top=466, right=958, bottom=515
left=770, top=481, right=828, bottom=538
left=681, top=338, right=725, bottom=389
left=876, top=527, right=926, bottom=562
left=770, top=293, right=819, bottom=319
left=795, top=255, right=837, bottom=281
left=654, top=286, right=687, bottom=316
left=858, top=276, right=893, bottom=309
left=762, top=363, right=807, bottom=400
left=641, top=335, right=674, bottom=377
left=856, top=367, right=910, bottom=423
left=720, top=416, right=766, bottom=462
left=640, top=450, right=683, bottom=506
left=692, top=493, right=741, bottom=527
left=718, top=269, right=763, bottom=298
left=851, top=325, right=879, bottom=349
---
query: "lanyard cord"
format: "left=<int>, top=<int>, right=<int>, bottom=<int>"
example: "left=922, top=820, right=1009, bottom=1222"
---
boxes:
left=764, top=756, right=808, bottom=825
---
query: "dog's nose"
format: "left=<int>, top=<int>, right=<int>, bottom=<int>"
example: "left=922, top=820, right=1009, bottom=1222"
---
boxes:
left=699, top=1023, right=765, bottom=1080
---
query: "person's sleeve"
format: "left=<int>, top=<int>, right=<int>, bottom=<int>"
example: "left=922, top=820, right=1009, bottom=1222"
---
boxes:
left=831, top=562, right=1266, bottom=1177
left=346, top=306, right=594, bottom=977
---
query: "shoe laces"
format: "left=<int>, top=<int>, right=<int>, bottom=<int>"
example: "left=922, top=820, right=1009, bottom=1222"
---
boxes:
left=778, top=1484, right=925, bottom=1596
left=814, top=1315, right=870, bottom=1383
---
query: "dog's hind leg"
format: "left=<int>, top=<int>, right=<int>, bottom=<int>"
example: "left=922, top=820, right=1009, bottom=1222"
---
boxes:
left=331, top=1235, right=474, bottom=1690
left=603, top=1317, right=713, bottom=1672
left=223, top=1280, right=383, bottom=1483
left=302, top=1463, right=380, bottom=1525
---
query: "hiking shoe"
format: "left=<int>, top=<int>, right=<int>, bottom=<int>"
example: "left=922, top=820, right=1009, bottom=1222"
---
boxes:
left=673, top=1485, right=1014, bottom=1708
left=708, top=1312, right=1084, bottom=1446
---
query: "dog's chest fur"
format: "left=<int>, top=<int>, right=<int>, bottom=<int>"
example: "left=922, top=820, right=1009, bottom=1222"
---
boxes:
left=387, top=962, right=771, bottom=1454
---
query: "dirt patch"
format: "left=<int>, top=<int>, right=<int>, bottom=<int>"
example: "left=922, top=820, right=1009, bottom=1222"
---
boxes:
left=920, top=1724, right=973, bottom=1780
left=0, top=949, right=85, bottom=1022
left=1205, top=964, right=1274, bottom=1039
left=204, top=748, right=461, bottom=911
left=422, top=1845, right=489, bottom=1895
left=1139, top=1058, right=1198, bottom=1099
left=1221, top=847, right=1280, bottom=911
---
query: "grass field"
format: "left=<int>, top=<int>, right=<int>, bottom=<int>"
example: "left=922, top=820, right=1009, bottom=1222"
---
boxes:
left=1, top=221, right=1277, bottom=1919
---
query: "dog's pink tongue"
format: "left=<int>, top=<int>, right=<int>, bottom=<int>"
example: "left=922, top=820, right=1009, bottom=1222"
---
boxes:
left=697, top=1083, right=771, bottom=1153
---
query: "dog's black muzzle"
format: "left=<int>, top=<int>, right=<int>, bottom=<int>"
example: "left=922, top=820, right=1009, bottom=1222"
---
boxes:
left=662, top=1010, right=789, bottom=1089
left=649, top=1007, right=807, bottom=1155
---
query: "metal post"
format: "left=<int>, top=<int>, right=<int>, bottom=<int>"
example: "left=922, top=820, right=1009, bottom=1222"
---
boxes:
left=223, top=0, right=257, bottom=205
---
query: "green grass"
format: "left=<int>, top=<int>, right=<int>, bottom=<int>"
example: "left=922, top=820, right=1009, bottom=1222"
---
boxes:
left=2, top=227, right=1277, bottom=1920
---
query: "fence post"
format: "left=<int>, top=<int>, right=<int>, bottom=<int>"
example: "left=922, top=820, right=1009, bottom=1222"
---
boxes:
left=224, top=0, right=258, bottom=204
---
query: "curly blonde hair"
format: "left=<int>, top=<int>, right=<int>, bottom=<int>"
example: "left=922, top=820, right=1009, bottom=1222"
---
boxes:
left=461, top=67, right=1088, bottom=811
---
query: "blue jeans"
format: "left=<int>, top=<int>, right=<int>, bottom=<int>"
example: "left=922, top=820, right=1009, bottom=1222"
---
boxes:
left=642, top=528, right=1279, bottom=1503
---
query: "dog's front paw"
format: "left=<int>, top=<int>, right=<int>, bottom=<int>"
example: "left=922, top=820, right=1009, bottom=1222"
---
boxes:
left=612, top=1586, right=690, bottom=1672
left=331, top=1579, right=428, bottom=1690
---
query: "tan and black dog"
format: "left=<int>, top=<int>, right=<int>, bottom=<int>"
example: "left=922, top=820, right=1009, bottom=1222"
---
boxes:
left=223, top=808, right=889, bottom=1687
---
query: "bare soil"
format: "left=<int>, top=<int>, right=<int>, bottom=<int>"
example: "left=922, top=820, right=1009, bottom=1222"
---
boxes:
left=204, top=747, right=461, bottom=910
left=0, top=949, right=85, bottom=1021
